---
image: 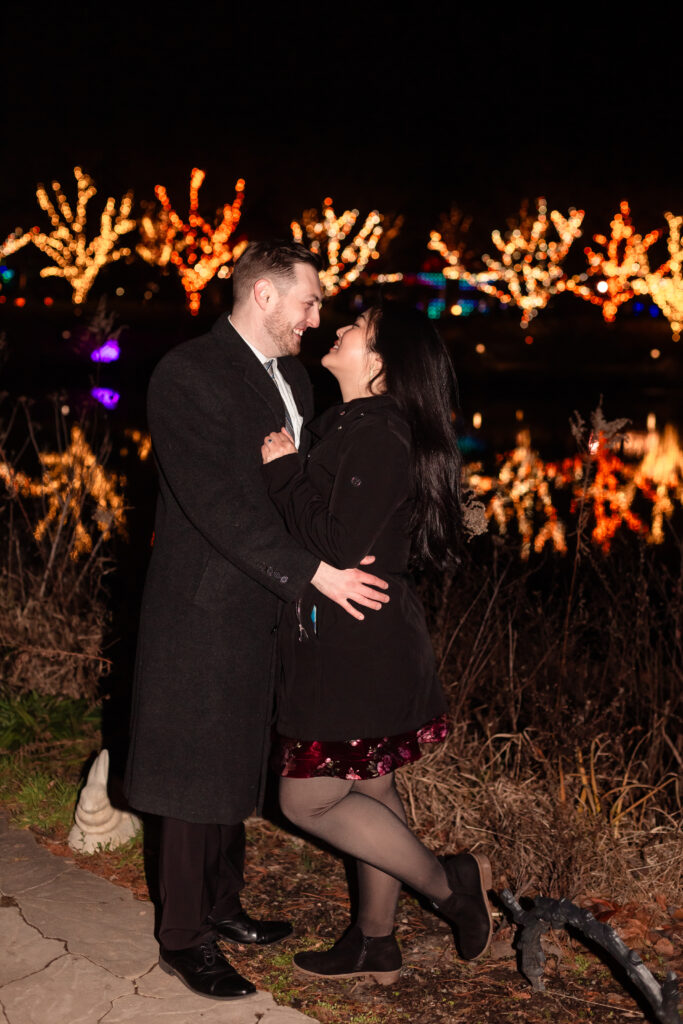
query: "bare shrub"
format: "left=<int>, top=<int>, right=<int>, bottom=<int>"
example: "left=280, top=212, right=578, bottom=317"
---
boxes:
left=0, top=397, right=126, bottom=698
left=403, top=523, right=683, bottom=902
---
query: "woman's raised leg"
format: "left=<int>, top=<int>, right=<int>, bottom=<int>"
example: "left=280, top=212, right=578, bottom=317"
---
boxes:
left=280, top=772, right=492, bottom=972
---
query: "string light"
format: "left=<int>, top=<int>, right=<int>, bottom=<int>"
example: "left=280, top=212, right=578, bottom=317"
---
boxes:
left=27, top=168, right=135, bottom=305
left=136, top=201, right=175, bottom=268
left=1, top=228, right=31, bottom=257
left=639, top=212, right=683, bottom=340
left=468, top=430, right=567, bottom=560
left=0, top=425, right=126, bottom=559
left=291, top=197, right=402, bottom=297
left=430, top=198, right=584, bottom=327
left=90, top=339, right=120, bottom=363
left=124, top=429, right=152, bottom=461
left=565, top=201, right=659, bottom=322
left=466, top=425, right=683, bottom=558
left=151, top=169, right=246, bottom=315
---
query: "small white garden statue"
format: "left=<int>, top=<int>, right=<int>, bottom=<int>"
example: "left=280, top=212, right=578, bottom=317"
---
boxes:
left=68, top=749, right=141, bottom=853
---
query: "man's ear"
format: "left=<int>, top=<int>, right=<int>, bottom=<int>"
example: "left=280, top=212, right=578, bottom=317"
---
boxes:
left=254, top=277, right=274, bottom=311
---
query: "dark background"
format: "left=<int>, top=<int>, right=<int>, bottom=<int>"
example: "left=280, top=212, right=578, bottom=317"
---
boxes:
left=4, top=7, right=682, bottom=261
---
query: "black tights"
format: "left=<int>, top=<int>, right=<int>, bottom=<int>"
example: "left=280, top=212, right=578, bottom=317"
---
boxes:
left=279, top=773, right=451, bottom=936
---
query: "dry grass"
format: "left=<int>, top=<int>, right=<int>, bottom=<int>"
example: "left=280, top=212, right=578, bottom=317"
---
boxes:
left=0, top=397, right=124, bottom=698
left=404, top=523, right=683, bottom=905
left=398, top=725, right=682, bottom=904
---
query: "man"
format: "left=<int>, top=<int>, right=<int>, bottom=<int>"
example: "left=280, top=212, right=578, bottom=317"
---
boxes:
left=125, top=241, right=388, bottom=999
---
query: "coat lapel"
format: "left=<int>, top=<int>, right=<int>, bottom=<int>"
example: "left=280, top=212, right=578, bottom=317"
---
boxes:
left=211, top=315, right=286, bottom=424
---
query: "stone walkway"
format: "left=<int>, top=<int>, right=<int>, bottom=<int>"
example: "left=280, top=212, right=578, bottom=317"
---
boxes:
left=0, top=816, right=317, bottom=1024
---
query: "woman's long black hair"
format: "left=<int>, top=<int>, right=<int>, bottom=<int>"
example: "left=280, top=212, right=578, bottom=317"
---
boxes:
left=367, top=302, right=463, bottom=572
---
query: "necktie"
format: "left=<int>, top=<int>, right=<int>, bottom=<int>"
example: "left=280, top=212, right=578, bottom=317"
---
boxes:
left=264, top=359, right=295, bottom=440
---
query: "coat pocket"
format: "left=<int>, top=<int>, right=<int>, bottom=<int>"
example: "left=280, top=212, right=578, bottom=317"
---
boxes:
left=191, top=554, right=239, bottom=609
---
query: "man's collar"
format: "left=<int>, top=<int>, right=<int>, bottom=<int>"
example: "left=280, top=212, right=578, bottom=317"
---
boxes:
left=228, top=315, right=273, bottom=367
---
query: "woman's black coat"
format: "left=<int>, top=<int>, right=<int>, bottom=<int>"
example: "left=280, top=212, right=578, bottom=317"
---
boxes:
left=263, top=395, right=446, bottom=741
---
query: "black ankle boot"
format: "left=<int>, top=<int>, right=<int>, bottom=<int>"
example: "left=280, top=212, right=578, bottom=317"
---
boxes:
left=433, top=852, right=493, bottom=960
left=293, top=925, right=401, bottom=985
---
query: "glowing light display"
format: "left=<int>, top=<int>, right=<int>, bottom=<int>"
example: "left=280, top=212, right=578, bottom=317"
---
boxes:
left=90, top=388, right=120, bottom=409
left=124, top=429, right=152, bottom=461
left=291, top=197, right=402, bottom=297
left=90, top=339, right=120, bottom=363
left=639, top=212, right=683, bottom=340
left=466, top=423, right=683, bottom=558
left=27, top=168, right=135, bottom=305
left=432, top=205, right=473, bottom=264
left=1, top=229, right=31, bottom=257
left=150, top=169, right=247, bottom=314
left=565, top=201, right=660, bottom=322
left=136, top=201, right=175, bottom=269
left=0, top=425, right=126, bottom=559
left=430, top=198, right=584, bottom=327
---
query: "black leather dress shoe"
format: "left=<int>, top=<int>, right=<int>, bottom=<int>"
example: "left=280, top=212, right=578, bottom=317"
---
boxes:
left=159, top=939, right=256, bottom=999
left=210, top=910, right=293, bottom=945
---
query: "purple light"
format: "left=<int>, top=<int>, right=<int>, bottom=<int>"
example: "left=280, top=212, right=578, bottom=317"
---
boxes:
left=90, top=388, right=120, bottom=410
left=90, top=339, right=120, bottom=363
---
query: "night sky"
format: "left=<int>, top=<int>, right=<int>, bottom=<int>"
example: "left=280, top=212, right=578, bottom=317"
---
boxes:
left=4, top=8, right=683, bottom=265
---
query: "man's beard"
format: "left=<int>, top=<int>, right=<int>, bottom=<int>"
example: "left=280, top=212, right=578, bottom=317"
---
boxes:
left=263, top=305, right=301, bottom=357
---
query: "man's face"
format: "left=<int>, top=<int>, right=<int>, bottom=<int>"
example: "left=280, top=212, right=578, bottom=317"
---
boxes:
left=263, top=263, right=322, bottom=356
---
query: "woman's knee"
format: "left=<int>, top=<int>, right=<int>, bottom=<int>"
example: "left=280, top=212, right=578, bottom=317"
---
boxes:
left=279, top=777, right=350, bottom=828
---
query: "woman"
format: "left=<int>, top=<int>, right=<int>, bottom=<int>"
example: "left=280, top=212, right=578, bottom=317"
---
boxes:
left=261, top=303, right=491, bottom=984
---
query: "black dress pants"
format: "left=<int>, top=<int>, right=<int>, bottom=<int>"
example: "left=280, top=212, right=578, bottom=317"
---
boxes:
left=158, top=817, right=246, bottom=951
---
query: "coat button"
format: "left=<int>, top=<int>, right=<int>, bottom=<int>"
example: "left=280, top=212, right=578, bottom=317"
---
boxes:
left=281, top=575, right=288, bottom=583
left=266, top=566, right=274, bottom=577
left=271, top=625, right=278, bottom=634
left=337, top=425, right=343, bottom=430
left=351, top=476, right=362, bottom=487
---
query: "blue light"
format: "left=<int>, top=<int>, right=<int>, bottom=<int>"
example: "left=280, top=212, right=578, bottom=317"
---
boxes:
left=427, top=298, right=446, bottom=320
left=649, top=305, right=660, bottom=318
left=91, top=339, right=120, bottom=363
left=90, top=388, right=120, bottom=410
left=417, top=272, right=446, bottom=288
left=0, top=266, right=15, bottom=283
left=633, top=302, right=644, bottom=313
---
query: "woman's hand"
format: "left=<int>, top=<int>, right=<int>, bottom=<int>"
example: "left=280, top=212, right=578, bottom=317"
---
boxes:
left=261, top=428, right=297, bottom=463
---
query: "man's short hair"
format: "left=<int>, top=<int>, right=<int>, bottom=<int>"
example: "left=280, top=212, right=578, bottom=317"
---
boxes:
left=232, top=240, right=320, bottom=306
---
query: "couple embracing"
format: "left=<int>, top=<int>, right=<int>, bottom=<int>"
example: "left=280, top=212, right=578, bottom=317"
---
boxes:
left=124, top=240, right=492, bottom=999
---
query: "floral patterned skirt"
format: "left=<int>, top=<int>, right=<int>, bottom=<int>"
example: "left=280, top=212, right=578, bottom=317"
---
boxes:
left=272, top=714, right=449, bottom=780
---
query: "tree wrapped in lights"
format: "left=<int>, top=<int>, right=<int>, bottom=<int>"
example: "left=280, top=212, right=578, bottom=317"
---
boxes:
left=565, top=201, right=660, bottom=322
left=291, top=197, right=403, bottom=297
left=150, top=169, right=246, bottom=314
left=1, top=228, right=31, bottom=257
left=465, top=416, right=683, bottom=559
left=638, top=212, right=683, bottom=340
left=432, top=205, right=474, bottom=264
left=27, top=167, right=135, bottom=304
left=136, top=201, right=175, bottom=269
left=0, top=424, right=126, bottom=562
left=467, top=431, right=568, bottom=560
left=429, top=198, right=584, bottom=327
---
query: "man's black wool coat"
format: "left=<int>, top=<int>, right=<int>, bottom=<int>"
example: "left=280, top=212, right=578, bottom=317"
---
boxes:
left=125, top=315, right=318, bottom=824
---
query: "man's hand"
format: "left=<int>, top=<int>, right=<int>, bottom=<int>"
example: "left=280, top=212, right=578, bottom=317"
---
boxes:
left=262, top=428, right=297, bottom=463
left=311, top=558, right=389, bottom=621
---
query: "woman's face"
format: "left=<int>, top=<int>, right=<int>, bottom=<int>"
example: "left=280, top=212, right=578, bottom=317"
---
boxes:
left=322, top=313, right=383, bottom=396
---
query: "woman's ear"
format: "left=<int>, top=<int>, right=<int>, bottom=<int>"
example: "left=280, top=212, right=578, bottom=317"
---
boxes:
left=368, top=356, right=386, bottom=392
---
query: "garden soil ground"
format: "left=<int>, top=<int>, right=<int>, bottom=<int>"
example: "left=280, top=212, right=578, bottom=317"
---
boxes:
left=33, top=814, right=683, bottom=1024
